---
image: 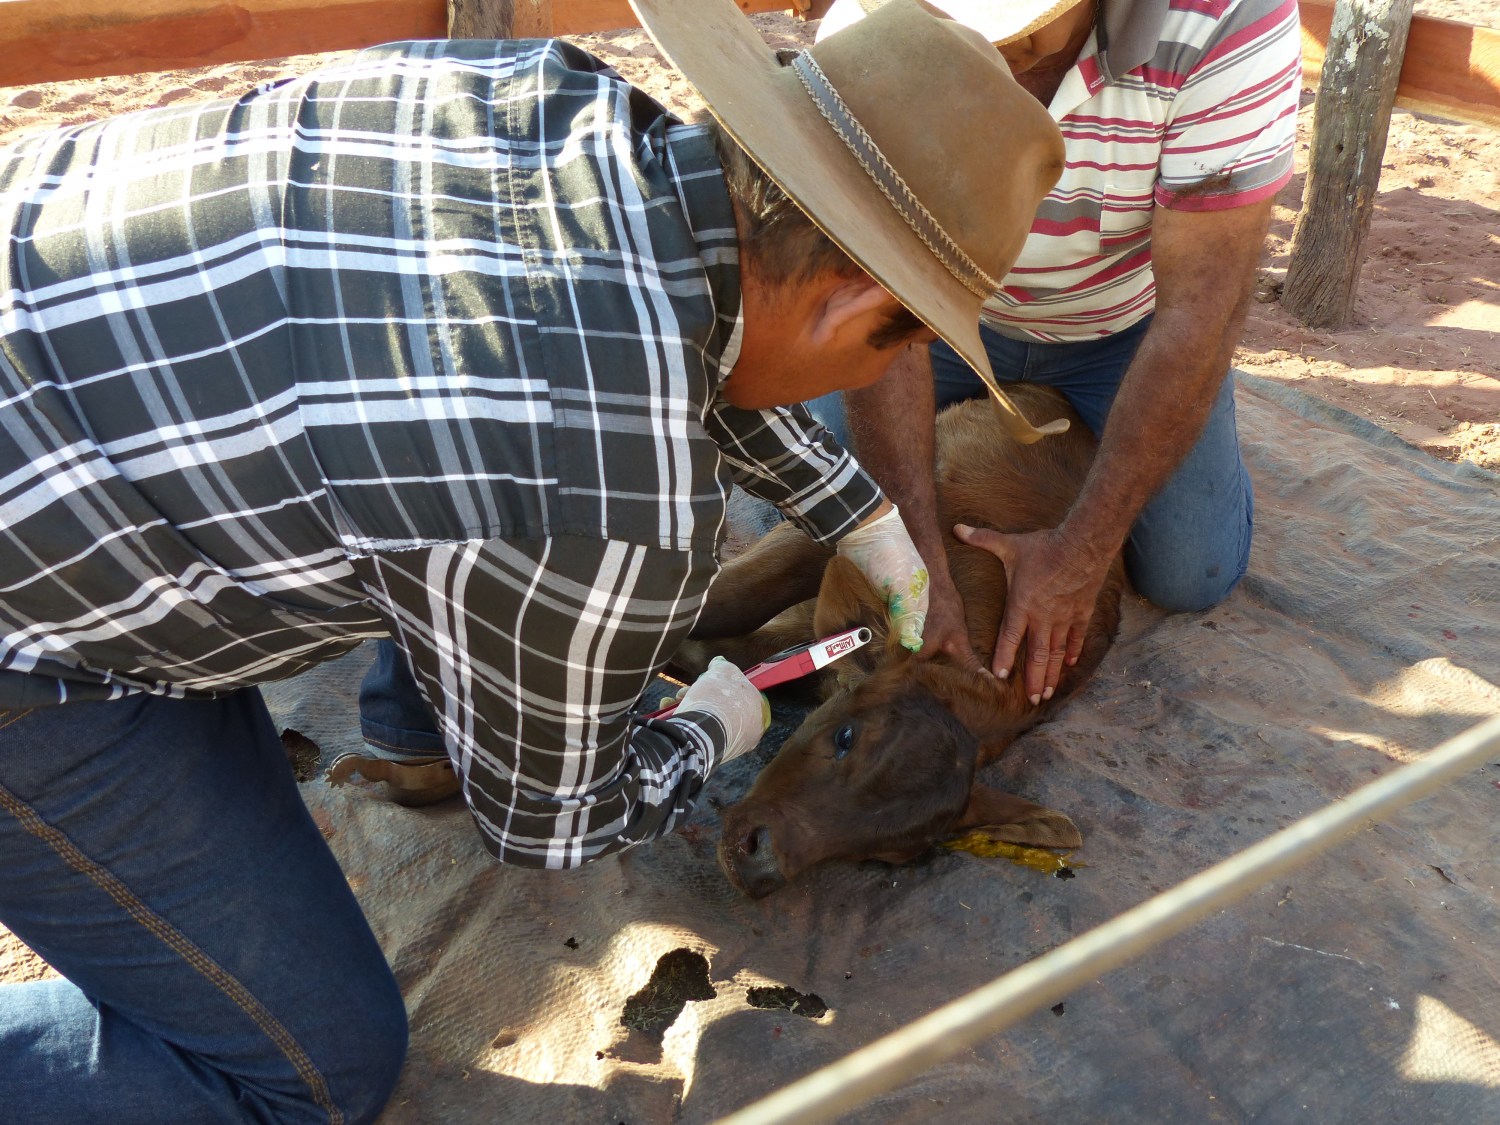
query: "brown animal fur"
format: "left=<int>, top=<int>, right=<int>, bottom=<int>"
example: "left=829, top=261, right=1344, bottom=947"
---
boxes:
left=679, top=386, right=1125, bottom=897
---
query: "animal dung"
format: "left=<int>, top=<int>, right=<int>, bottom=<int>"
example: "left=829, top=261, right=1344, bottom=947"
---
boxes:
left=279, top=726, right=322, bottom=782
left=746, top=985, right=828, bottom=1019
left=619, top=948, right=716, bottom=1036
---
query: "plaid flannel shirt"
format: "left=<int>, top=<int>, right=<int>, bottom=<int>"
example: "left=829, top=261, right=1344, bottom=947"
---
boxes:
left=0, top=39, right=882, bottom=866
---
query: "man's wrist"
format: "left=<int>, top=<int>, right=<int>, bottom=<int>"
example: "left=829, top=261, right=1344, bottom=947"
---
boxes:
left=1051, top=512, right=1125, bottom=579
left=851, top=497, right=897, bottom=533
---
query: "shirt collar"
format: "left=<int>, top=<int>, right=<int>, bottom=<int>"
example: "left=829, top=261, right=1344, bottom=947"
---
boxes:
left=1096, top=0, right=1171, bottom=84
left=718, top=306, right=745, bottom=386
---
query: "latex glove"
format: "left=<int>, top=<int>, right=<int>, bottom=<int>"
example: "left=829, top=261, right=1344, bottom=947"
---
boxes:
left=671, top=657, right=771, bottom=763
left=837, top=505, right=929, bottom=652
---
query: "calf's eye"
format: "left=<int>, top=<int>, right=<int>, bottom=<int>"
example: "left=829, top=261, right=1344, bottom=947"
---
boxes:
left=832, top=724, right=855, bottom=759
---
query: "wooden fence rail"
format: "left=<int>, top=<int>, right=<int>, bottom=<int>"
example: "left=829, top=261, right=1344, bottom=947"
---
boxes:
left=1301, top=0, right=1500, bottom=128
left=0, top=0, right=794, bottom=88
left=2, top=0, right=1496, bottom=129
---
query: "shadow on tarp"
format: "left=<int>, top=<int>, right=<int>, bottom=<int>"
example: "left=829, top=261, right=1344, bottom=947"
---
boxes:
left=265, top=371, right=1500, bottom=1125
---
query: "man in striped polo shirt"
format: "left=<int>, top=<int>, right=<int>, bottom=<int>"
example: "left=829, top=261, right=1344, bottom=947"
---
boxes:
left=818, top=0, right=1300, bottom=704
left=0, top=1, right=1066, bottom=1118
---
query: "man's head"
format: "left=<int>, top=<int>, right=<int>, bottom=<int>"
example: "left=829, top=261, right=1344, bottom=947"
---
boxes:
left=706, top=121, right=929, bottom=410
left=992, top=0, right=1098, bottom=75
left=819, top=0, right=1096, bottom=68
left=628, top=0, right=1068, bottom=440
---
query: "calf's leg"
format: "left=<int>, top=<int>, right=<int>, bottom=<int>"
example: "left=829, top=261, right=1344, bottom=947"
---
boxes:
left=691, top=521, right=832, bottom=639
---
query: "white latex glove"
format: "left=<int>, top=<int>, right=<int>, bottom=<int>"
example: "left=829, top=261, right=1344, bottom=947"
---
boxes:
left=671, top=657, right=771, bottom=763
left=836, top=504, right=929, bottom=653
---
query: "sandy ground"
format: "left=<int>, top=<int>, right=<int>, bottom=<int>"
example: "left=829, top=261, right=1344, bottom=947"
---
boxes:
left=0, top=1, right=1494, bottom=988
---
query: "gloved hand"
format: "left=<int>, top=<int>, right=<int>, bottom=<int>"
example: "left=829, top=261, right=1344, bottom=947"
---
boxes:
left=837, top=504, right=929, bottom=652
left=670, top=657, right=771, bottom=763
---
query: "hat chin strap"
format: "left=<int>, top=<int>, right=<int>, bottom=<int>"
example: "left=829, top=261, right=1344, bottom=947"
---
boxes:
left=788, top=51, right=1001, bottom=302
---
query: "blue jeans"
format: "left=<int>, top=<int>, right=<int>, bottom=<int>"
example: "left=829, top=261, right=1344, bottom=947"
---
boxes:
left=0, top=689, right=408, bottom=1123
left=812, top=317, right=1254, bottom=611
left=358, top=640, right=445, bottom=761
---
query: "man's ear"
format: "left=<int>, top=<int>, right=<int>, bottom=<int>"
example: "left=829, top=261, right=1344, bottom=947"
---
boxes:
left=950, top=785, right=1083, bottom=849
left=807, top=277, right=898, bottom=348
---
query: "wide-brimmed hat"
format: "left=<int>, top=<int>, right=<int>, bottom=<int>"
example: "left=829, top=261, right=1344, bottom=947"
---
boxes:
left=820, top=0, right=1092, bottom=46
left=628, top=0, right=1068, bottom=442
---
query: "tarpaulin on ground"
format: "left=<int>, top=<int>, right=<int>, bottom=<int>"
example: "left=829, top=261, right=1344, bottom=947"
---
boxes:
left=266, top=373, right=1500, bottom=1124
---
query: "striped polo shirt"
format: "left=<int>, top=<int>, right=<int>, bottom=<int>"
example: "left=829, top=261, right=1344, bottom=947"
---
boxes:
left=985, top=0, right=1301, bottom=341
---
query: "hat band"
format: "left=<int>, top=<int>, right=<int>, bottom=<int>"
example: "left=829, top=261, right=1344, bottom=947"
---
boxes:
left=789, top=51, right=1001, bottom=301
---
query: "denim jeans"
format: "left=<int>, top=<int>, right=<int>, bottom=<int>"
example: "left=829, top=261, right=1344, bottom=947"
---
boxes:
left=0, top=688, right=408, bottom=1124
left=358, top=640, right=446, bottom=762
left=811, top=316, right=1254, bottom=611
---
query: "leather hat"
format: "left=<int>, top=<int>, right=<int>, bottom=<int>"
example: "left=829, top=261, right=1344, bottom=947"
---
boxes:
left=628, top=0, right=1069, bottom=441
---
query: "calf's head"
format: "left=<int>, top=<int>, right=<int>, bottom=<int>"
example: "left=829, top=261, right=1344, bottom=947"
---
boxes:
left=717, top=556, right=1080, bottom=898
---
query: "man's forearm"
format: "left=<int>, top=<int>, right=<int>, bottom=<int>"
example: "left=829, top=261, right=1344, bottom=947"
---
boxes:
left=843, top=343, right=946, bottom=562
left=842, top=343, right=977, bottom=665
left=1059, top=305, right=1246, bottom=564
left=1061, top=198, right=1270, bottom=565
left=706, top=399, right=884, bottom=544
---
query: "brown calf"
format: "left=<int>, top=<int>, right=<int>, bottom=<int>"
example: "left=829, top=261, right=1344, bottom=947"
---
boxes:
left=680, top=385, right=1125, bottom=898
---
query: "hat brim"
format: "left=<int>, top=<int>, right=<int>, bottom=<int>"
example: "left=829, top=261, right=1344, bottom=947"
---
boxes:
left=820, top=0, right=1094, bottom=49
left=626, top=0, right=1068, bottom=442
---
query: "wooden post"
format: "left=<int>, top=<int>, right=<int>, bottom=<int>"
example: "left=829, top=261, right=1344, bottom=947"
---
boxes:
left=1282, top=0, right=1415, bottom=329
left=448, top=0, right=561, bottom=38
left=510, top=0, right=555, bottom=37
left=448, top=0, right=516, bottom=38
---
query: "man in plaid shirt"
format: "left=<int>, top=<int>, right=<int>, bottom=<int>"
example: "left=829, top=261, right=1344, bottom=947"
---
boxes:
left=0, top=2, right=1066, bottom=1117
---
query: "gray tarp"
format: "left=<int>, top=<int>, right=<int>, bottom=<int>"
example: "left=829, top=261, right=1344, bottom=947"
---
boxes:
left=266, top=373, right=1500, bottom=1124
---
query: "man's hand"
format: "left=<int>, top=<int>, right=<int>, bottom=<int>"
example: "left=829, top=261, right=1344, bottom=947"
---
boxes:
left=672, top=656, right=771, bottom=763
left=837, top=503, right=929, bottom=652
left=953, top=524, right=1111, bottom=702
left=918, top=563, right=986, bottom=674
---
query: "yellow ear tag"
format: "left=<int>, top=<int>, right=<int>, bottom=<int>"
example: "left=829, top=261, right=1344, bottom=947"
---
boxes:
left=942, top=831, right=1080, bottom=876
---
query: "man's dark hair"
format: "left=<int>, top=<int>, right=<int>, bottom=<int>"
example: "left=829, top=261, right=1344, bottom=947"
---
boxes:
left=707, top=120, right=925, bottom=351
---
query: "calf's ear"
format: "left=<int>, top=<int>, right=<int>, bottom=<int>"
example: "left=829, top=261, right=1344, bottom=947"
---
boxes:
left=812, top=555, right=890, bottom=674
left=950, top=784, right=1082, bottom=849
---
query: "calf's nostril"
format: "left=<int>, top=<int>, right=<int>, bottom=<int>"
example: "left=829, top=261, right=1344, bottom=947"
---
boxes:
left=739, top=825, right=771, bottom=857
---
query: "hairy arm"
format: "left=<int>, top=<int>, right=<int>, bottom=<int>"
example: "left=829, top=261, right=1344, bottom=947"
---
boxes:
left=963, top=196, right=1275, bottom=700
left=843, top=342, right=983, bottom=672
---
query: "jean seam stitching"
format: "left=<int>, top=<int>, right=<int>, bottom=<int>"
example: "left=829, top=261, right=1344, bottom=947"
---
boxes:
left=0, top=780, right=346, bottom=1124
left=361, top=732, right=442, bottom=755
left=0, top=708, right=37, bottom=733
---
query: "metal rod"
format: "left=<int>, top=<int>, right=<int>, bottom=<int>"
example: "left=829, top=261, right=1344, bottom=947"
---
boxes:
left=715, top=712, right=1500, bottom=1125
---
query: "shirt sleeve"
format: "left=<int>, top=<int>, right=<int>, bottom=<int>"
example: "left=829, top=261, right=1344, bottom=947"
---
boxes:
left=354, top=535, right=736, bottom=869
left=1157, top=0, right=1302, bottom=212
left=705, top=398, right=884, bottom=544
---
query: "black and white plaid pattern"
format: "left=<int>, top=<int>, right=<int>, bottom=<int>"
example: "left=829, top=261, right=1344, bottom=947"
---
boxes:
left=0, top=39, right=882, bottom=866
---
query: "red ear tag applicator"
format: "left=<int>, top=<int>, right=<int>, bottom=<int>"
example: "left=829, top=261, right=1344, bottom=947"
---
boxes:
left=646, top=626, right=873, bottom=720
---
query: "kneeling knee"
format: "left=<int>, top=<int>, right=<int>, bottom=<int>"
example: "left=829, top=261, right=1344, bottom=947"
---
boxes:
left=1132, top=561, right=1244, bottom=614
left=232, top=990, right=407, bottom=1125
left=322, top=978, right=410, bottom=1124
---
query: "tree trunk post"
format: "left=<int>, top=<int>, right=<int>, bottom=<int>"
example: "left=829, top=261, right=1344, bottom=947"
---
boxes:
left=447, top=0, right=518, bottom=39
left=1282, top=0, right=1415, bottom=329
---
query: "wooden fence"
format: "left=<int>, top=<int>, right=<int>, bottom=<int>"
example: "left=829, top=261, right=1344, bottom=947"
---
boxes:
left=0, top=0, right=797, bottom=88
left=1, top=0, right=1494, bottom=129
left=1302, top=0, right=1500, bottom=128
